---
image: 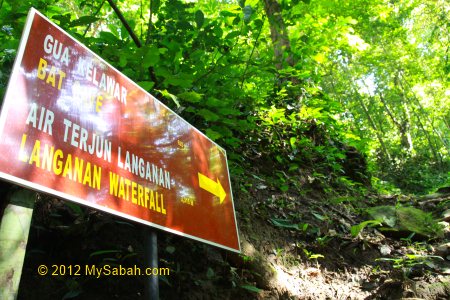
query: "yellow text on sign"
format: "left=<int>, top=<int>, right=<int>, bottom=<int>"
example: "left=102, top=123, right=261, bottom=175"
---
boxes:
left=198, top=173, right=226, bottom=204
left=37, top=57, right=66, bottom=90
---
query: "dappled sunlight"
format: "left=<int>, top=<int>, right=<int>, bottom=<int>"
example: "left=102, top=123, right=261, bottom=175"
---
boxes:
left=0, top=0, right=448, bottom=298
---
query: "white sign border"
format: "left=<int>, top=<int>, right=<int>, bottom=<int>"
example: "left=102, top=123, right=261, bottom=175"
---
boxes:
left=0, top=7, right=241, bottom=253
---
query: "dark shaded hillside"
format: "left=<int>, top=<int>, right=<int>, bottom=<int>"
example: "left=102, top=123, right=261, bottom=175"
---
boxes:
left=12, top=161, right=450, bottom=299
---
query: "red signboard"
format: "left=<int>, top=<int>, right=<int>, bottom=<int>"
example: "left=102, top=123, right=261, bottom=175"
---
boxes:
left=0, top=8, right=240, bottom=252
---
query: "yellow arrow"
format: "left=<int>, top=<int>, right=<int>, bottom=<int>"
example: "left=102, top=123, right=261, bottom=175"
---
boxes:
left=198, top=172, right=226, bottom=204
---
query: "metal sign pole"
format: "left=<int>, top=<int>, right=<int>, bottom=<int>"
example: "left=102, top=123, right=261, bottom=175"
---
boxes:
left=144, top=229, right=159, bottom=299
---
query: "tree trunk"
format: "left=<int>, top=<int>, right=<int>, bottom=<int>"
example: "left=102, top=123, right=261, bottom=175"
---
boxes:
left=413, top=107, right=441, bottom=163
left=262, top=0, right=294, bottom=69
left=378, top=93, right=413, bottom=151
left=356, top=94, right=391, bottom=160
left=399, top=75, right=449, bottom=151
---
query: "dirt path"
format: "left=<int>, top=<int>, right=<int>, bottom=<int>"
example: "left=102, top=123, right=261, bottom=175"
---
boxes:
left=15, top=184, right=450, bottom=299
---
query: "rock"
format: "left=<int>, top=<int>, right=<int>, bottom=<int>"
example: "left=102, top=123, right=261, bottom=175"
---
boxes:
left=435, top=243, right=450, bottom=257
left=367, top=206, right=396, bottom=227
left=361, top=281, right=378, bottom=291
left=442, top=209, right=450, bottom=222
left=379, top=244, right=392, bottom=255
left=234, top=237, right=276, bottom=290
left=205, top=247, right=224, bottom=264
left=436, top=186, right=450, bottom=194
left=413, top=279, right=450, bottom=299
left=366, top=205, right=444, bottom=239
left=438, top=221, right=449, bottom=238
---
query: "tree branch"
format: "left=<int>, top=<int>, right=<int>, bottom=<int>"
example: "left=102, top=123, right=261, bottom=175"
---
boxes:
left=356, top=94, right=390, bottom=160
left=192, top=50, right=223, bottom=85
left=240, top=16, right=265, bottom=89
left=106, top=0, right=142, bottom=47
left=378, top=93, right=401, bottom=130
left=145, top=0, right=153, bottom=45
left=84, top=0, right=106, bottom=37
left=106, top=0, right=159, bottom=88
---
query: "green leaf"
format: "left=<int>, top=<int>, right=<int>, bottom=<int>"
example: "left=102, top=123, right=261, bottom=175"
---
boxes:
left=211, top=125, right=233, bottom=137
left=137, top=81, right=155, bottom=91
left=64, top=202, right=83, bottom=216
left=158, top=48, right=168, bottom=54
left=89, top=250, right=121, bottom=259
left=46, top=5, right=64, bottom=16
left=312, top=212, right=326, bottom=221
left=159, top=275, right=171, bottom=286
left=301, top=223, right=309, bottom=231
left=69, top=16, right=100, bottom=27
left=165, top=246, right=176, bottom=254
left=270, top=218, right=300, bottom=230
left=351, top=220, right=383, bottom=237
left=241, top=285, right=262, bottom=293
left=99, top=31, right=119, bottom=43
left=119, top=55, right=127, bottom=67
left=206, top=267, right=214, bottom=279
left=195, top=10, right=205, bottom=28
left=121, top=253, right=137, bottom=261
left=225, top=137, right=241, bottom=148
left=62, top=289, right=82, bottom=300
left=253, top=19, right=264, bottom=28
left=157, top=89, right=180, bottom=108
left=52, top=14, right=72, bottom=26
left=220, top=10, right=238, bottom=18
left=288, top=163, right=299, bottom=172
left=165, top=77, right=192, bottom=88
left=344, top=16, right=358, bottom=25
left=198, top=109, right=220, bottom=121
left=225, top=31, right=241, bottom=39
left=217, top=107, right=241, bottom=116
left=206, top=97, right=226, bottom=108
left=143, top=46, right=160, bottom=68
left=290, top=137, right=297, bottom=149
left=114, top=221, right=135, bottom=228
left=151, top=0, right=161, bottom=13
left=205, top=129, right=222, bottom=140
left=178, top=91, right=202, bottom=103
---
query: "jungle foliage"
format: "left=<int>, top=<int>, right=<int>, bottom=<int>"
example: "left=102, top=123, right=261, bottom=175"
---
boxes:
left=0, top=0, right=449, bottom=193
